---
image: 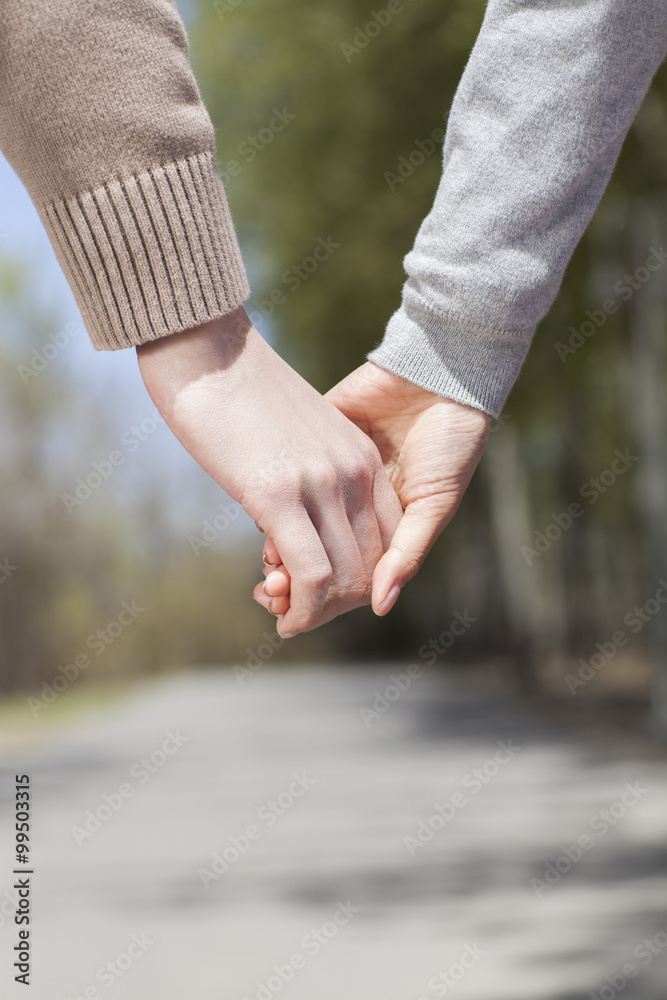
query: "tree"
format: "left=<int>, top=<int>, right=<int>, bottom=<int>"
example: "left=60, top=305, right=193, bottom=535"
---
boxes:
left=190, top=2, right=667, bottom=700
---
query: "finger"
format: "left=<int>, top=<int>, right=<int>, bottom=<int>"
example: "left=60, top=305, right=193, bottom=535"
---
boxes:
left=253, top=581, right=290, bottom=617
left=263, top=562, right=283, bottom=578
left=371, top=496, right=448, bottom=615
left=371, top=465, right=403, bottom=550
left=303, top=492, right=370, bottom=616
left=253, top=581, right=271, bottom=609
left=266, top=513, right=333, bottom=637
left=269, top=596, right=290, bottom=616
left=339, top=469, right=385, bottom=595
left=275, top=491, right=371, bottom=635
left=263, top=567, right=290, bottom=598
left=263, top=536, right=281, bottom=565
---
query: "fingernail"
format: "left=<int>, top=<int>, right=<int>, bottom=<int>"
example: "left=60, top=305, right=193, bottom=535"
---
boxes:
left=281, top=631, right=299, bottom=639
left=374, top=584, right=401, bottom=616
left=262, top=549, right=269, bottom=564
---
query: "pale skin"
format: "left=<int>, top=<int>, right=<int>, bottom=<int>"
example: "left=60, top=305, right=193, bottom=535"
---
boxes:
left=137, top=306, right=403, bottom=638
left=254, top=361, right=491, bottom=632
left=137, top=307, right=490, bottom=638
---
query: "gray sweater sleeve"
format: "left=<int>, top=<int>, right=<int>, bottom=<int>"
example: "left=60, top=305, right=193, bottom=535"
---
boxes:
left=368, top=0, right=667, bottom=418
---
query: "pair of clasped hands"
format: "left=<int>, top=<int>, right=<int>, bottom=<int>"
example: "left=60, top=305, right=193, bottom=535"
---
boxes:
left=137, top=307, right=490, bottom=638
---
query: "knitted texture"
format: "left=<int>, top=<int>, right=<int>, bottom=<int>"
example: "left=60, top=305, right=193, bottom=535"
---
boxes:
left=0, top=0, right=249, bottom=349
left=41, top=152, right=248, bottom=349
left=369, top=0, right=667, bottom=416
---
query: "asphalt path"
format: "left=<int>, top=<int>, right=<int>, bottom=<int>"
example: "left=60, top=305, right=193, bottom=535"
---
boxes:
left=1, top=664, right=666, bottom=1000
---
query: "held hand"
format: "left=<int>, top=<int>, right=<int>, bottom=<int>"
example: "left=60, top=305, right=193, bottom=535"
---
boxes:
left=138, top=311, right=402, bottom=638
left=257, top=362, right=491, bottom=620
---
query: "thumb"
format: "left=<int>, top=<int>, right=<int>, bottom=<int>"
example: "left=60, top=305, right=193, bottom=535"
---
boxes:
left=371, top=497, right=450, bottom=616
left=324, top=369, right=367, bottom=425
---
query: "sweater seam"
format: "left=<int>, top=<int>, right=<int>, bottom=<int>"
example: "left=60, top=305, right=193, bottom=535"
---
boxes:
left=37, top=149, right=217, bottom=214
left=403, top=288, right=536, bottom=343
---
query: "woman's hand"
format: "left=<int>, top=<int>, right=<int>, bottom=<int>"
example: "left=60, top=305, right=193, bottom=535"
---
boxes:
left=255, top=361, right=491, bottom=621
left=137, top=311, right=402, bottom=638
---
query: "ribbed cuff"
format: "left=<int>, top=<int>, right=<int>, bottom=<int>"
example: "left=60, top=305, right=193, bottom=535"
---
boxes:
left=40, top=151, right=250, bottom=350
left=367, top=291, right=534, bottom=419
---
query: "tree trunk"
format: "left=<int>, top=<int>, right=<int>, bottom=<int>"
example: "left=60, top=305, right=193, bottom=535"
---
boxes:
left=483, top=420, right=564, bottom=692
left=629, top=203, right=667, bottom=734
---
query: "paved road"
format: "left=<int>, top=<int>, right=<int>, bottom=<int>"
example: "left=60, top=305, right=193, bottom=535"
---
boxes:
left=1, top=665, right=667, bottom=1000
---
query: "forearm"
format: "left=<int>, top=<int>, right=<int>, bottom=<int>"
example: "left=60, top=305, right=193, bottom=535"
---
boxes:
left=136, top=308, right=251, bottom=419
left=369, top=0, right=667, bottom=417
left=0, top=0, right=249, bottom=351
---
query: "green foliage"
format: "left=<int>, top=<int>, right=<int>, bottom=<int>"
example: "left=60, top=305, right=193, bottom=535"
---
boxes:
left=2, top=5, right=666, bottom=698
left=0, top=261, right=323, bottom=698
left=193, top=0, right=486, bottom=387
left=191, top=0, right=667, bottom=681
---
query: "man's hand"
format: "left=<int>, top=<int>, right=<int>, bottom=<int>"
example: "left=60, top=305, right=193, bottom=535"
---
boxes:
left=137, top=311, right=402, bottom=638
left=256, top=361, right=491, bottom=620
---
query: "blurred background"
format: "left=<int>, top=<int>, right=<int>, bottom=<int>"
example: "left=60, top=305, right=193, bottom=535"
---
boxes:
left=0, top=0, right=666, bottom=717
left=1, top=2, right=667, bottom=998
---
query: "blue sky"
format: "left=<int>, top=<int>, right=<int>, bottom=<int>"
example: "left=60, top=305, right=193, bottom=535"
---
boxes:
left=0, top=149, right=140, bottom=385
left=0, top=0, right=257, bottom=543
left=0, top=149, right=254, bottom=540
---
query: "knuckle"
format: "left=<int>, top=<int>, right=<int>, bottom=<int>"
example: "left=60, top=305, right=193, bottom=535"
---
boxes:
left=292, top=617, right=315, bottom=634
left=289, top=607, right=320, bottom=632
left=402, top=552, right=423, bottom=580
left=303, top=564, right=333, bottom=592
left=348, top=577, right=371, bottom=603
left=312, top=463, right=340, bottom=498
left=335, top=564, right=372, bottom=604
left=345, top=456, right=373, bottom=492
left=360, top=438, right=383, bottom=470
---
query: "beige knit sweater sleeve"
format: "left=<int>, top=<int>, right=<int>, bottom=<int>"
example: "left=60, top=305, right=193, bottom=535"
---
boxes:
left=0, top=0, right=249, bottom=350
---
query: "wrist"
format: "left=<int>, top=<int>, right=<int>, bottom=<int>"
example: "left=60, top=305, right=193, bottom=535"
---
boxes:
left=136, top=306, right=252, bottom=417
left=368, top=361, right=493, bottom=424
